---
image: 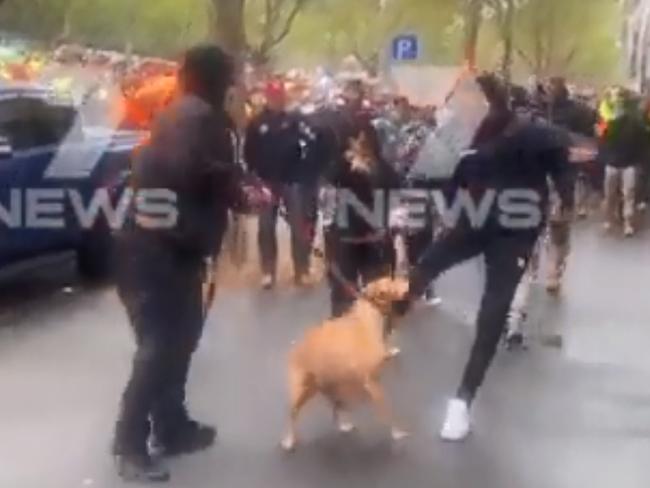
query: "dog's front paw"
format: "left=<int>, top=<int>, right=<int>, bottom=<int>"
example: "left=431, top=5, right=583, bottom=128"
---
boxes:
left=390, top=428, right=410, bottom=442
left=280, top=434, right=297, bottom=452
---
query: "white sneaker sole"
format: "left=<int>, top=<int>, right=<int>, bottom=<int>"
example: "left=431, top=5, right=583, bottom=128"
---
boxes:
left=440, top=428, right=471, bottom=442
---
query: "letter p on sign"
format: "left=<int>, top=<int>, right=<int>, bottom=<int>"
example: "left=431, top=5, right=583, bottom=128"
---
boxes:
left=392, top=35, right=418, bottom=61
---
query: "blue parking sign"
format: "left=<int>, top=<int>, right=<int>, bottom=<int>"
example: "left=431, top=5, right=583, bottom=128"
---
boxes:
left=392, top=34, right=419, bottom=61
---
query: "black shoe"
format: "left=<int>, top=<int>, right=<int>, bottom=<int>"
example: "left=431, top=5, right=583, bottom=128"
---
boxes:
left=152, top=422, right=216, bottom=457
left=423, top=288, right=442, bottom=307
left=505, top=332, right=527, bottom=351
left=115, top=453, right=170, bottom=483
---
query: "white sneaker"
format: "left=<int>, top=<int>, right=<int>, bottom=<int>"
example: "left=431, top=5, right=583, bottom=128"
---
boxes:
left=423, top=289, right=442, bottom=307
left=440, top=398, right=471, bottom=441
left=261, top=274, right=274, bottom=289
left=624, top=224, right=635, bottom=238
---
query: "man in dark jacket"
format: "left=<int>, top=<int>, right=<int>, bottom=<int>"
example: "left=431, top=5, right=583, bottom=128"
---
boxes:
left=543, top=78, right=596, bottom=291
left=112, top=45, right=240, bottom=483
left=324, top=80, right=400, bottom=317
left=245, top=80, right=319, bottom=287
left=394, top=74, right=574, bottom=442
left=601, top=89, right=648, bottom=236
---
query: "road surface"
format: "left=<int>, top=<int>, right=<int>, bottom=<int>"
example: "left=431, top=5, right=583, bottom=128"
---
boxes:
left=1, top=221, right=649, bottom=488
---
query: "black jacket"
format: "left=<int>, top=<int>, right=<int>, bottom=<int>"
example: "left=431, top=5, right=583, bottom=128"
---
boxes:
left=601, top=109, right=649, bottom=168
left=326, top=105, right=400, bottom=239
left=244, top=109, right=304, bottom=184
left=452, top=115, right=573, bottom=237
left=127, top=94, right=240, bottom=260
left=547, top=97, right=597, bottom=138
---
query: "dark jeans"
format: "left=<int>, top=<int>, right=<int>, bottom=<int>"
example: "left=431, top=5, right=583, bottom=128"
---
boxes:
left=114, top=233, right=205, bottom=456
left=405, top=227, right=437, bottom=298
left=258, top=182, right=318, bottom=278
left=326, top=229, right=395, bottom=318
left=410, top=226, right=538, bottom=403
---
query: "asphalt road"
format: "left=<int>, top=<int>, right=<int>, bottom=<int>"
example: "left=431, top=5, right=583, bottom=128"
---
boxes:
left=1, top=220, right=650, bottom=488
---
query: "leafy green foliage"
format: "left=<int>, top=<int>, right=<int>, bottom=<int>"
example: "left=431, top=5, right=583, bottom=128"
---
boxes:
left=0, top=0, right=624, bottom=81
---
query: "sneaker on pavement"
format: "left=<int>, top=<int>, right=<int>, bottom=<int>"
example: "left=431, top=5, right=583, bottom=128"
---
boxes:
left=624, top=224, right=635, bottom=238
left=294, top=272, right=316, bottom=288
left=115, top=453, right=170, bottom=483
left=546, top=277, right=561, bottom=295
left=440, top=398, right=471, bottom=442
left=423, top=289, right=442, bottom=307
left=261, top=274, right=274, bottom=290
left=151, top=422, right=216, bottom=457
left=505, top=331, right=527, bottom=351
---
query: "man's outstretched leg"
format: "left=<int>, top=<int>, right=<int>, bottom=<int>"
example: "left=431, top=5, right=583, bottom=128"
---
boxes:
left=406, top=227, right=483, bottom=301
left=441, top=235, right=532, bottom=441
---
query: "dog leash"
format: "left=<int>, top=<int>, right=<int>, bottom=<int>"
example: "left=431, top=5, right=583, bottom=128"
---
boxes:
left=263, top=183, right=395, bottom=317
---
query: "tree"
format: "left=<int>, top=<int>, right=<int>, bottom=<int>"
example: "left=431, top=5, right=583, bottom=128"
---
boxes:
left=211, top=0, right=247, bottom=58
left=485, top=0, right=515, bottom=82
left=511, top=0, right=621, bottom=79
left=246, top=0, right=310, bottom=66
left=284, top=0, right=415, bottom=74
left=462, top=0, right=483, bottom=69
left=0, top=0, right=75, bottom=43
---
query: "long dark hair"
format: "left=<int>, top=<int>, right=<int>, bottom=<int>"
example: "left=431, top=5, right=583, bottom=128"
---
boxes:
left=179, top=44, right=235, bottom=109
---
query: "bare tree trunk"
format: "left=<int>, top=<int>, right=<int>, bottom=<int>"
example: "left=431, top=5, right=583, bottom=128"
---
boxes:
left=463, top=0, right=482, bottom=69
left=501, top=0, right=514, bottom=84
left=254, top=0, right=308, bottom=69
left=60, top=0, right=73, bottom=41
left=212, top=0, right=247, bottom=59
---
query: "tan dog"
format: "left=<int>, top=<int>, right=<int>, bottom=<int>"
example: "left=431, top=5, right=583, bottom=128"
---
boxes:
left=281, top=277, right=410, bottom=452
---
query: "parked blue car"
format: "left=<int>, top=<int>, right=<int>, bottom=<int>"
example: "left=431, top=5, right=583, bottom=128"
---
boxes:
left=0, top=82, right=141, bottom=279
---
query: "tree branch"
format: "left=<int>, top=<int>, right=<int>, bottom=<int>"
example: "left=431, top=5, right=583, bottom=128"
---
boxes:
left=561, top=45, right=577, bottom=71
left=515, top=46, right=535, bottom=70
left=268, top=0, right=307, bottom=50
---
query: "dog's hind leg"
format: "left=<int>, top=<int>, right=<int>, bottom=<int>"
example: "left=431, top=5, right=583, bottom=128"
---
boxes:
left=329, top=398, right=355, bottom=434
left=281, top=368, right=315, bottom=452
left=363, top=379, right=409, bottom=441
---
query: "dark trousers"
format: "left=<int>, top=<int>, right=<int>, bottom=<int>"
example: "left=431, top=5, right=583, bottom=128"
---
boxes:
left=258, top=182, right=318, bottom=278
left=405, top=227, right=436, bottom=297
left=411, top=226, right=538, bottom=403
left=405, top=228, right=433, bottom=266
left=326, top=229, right=395, bottom=318
left=114, top=234, right=205, bottom=456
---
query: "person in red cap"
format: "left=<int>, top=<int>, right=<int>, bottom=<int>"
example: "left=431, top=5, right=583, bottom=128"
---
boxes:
left=244, top=78, right=319, bottom=288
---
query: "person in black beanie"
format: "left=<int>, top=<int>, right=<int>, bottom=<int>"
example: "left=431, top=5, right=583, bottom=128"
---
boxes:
left=394, top=73, right=574, bottom=442
left=112, top=44, right=241, bottom=482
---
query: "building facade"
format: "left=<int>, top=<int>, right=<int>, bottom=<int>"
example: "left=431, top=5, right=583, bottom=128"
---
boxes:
left=624, top=0, right=650, bottom=91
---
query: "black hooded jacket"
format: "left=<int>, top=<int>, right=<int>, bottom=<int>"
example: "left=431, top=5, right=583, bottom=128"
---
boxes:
left=326, top=104, right=400, bottom=239
left=451, top=112, right=574, bottom=237
left=127, top=94, right=241, bottom=261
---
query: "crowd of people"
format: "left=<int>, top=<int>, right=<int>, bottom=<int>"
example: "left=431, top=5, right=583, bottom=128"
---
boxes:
left=4, top=39, right=649, bottom=483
